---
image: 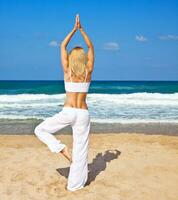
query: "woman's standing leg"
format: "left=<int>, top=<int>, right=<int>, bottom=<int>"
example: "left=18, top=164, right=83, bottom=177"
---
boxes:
left=67, top=109, right=91, bottom=191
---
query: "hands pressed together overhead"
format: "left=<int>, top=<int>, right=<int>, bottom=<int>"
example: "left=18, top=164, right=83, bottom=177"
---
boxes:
left=61, top=13, right=94, bottom=72
left=74, top=14, right=82, bottom=30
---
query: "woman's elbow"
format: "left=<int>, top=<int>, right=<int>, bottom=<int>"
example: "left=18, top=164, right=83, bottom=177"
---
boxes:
left=88, top=43, right=94, bottom=49
left=60, top=42, right=66, bottom=48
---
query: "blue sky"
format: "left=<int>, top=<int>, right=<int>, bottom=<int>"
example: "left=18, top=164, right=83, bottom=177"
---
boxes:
left=0, top=0, right=178, bottom=80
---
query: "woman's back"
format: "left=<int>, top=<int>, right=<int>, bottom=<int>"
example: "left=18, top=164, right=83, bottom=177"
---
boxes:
left=63, top=66, right=93, bottom=110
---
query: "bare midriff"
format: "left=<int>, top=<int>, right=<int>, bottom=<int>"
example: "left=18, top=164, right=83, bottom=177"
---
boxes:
left=63, top=92, right=88, bottom=110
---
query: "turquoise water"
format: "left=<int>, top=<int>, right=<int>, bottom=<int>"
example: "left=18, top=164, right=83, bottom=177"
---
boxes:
left=0, top=80, right=178, bottom=123
left=0, top=80, right=178, bottom=94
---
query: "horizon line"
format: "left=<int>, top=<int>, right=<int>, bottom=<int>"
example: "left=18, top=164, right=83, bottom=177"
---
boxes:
left=0, top=80, right=178, bottom=82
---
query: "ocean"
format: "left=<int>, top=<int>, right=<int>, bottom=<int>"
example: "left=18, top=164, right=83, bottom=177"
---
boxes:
left=0, top=80, right=178, bottom=135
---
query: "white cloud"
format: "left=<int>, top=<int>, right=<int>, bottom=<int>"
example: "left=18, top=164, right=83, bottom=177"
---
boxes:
left=159, top=35, right=178, bottom=40
left=135, top=35, right=148, bottom=42
left=103, top=42, right=119, bottom=51
left=49, top=40, right=59, bottom=47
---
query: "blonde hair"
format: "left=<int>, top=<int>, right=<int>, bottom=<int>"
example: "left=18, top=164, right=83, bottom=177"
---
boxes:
left=68, top=46, right=88, bottom=77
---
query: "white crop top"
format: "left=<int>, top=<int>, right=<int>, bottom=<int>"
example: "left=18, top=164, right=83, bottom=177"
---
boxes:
left=64, top=68, right=91, bottom=93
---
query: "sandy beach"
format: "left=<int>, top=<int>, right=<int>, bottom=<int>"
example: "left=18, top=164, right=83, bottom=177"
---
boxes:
left=0, top=133, right=178, bottom=200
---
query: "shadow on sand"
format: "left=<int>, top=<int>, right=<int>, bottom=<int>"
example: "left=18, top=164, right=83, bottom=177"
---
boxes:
left=56, top=149, right=121, bottom=186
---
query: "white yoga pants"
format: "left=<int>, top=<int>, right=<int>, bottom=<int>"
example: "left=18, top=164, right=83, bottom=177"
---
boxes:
left=34, top=106, right=91, bottom=191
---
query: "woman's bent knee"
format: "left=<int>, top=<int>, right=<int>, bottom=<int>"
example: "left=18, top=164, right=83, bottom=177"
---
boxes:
left=34, top=125, right=42, bottom=136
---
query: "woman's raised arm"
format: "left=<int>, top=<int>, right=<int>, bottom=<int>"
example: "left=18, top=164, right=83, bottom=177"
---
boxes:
left=78, top=15, right=94, bottom=72
left=60, top=15, right=78, bottom=71
left=60, top=28, right=77, bottom=71
left=80, top=28, right=94, bottom=72
left=61, top=28, right=77, bottom=48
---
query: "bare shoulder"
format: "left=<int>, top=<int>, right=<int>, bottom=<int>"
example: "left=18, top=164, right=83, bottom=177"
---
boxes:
left=63, top=67, right=70, bottom=81
left=60, top=46, right=69, bottom=72
left=86, top=62, right=94, bottom=74
left=86, top=63, right=93, bottom=82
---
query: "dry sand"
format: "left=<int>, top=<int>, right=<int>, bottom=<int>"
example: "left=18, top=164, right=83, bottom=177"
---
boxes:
left=0, top=133, right=178, bottom=200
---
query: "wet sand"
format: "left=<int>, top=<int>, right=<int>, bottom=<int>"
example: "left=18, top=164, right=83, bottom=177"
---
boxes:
left=1, top=119, right=178, bottom=135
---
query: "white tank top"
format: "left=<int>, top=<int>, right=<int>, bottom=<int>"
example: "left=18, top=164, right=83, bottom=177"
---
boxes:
left=64, top=68, right=91, bottom=93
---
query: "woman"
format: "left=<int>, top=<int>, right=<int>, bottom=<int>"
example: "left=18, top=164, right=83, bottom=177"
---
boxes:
left=34, top=14, right=94, bottom=191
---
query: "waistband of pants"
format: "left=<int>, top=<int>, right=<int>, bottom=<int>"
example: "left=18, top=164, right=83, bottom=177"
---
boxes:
left=62, top=106, right=89, bottom=113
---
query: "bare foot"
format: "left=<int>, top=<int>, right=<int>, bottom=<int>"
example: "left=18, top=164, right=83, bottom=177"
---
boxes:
left=60, top=146, right=72, bottom=163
